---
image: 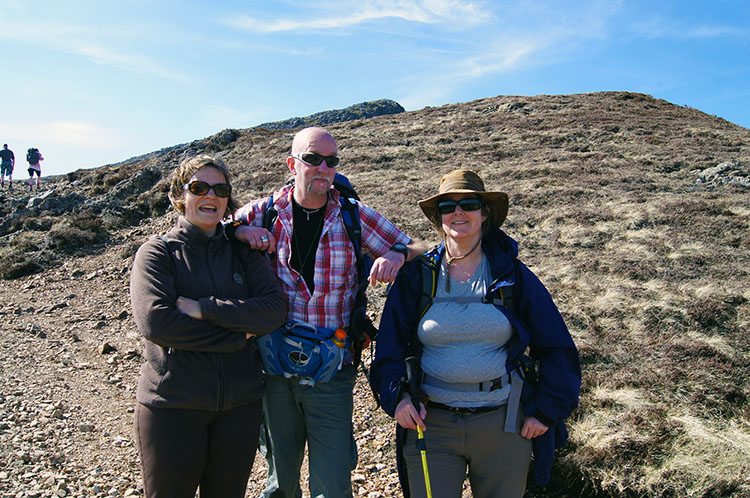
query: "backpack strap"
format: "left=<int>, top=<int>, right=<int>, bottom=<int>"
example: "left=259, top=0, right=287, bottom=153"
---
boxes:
left=338, top=196, right=368, bottom=310
left=422, top=369, right=510, bottom=392
left=486, top=279, right=516, bottom=313
left=261, top=195, right=278, bottom=234
left=262, top=185, right=371, bottom=340
left=412, top=249, right=528, bottom=432
left=416, top=253, right=439, bottom=320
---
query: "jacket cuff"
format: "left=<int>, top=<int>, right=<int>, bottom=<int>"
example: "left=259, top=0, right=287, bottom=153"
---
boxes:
left=223, top=220, right=247, bottom=241
left=389, top=379, right=408, bottom=417
left=199, top=297, right=215, bottom=322
left=534, top=409, right=555, bottom=428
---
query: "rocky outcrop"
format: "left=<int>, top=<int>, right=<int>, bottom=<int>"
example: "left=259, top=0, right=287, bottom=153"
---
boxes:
left=256, top=99, right=405, bottom=130
left=696, top=160, right=749, bottom=188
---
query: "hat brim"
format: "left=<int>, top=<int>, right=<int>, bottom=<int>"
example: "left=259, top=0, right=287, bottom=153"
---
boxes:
left=418, top=190, right=509, bottom=228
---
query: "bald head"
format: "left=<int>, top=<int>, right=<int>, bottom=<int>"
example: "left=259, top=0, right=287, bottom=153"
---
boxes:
left=291, top=127, right=337, bottom=156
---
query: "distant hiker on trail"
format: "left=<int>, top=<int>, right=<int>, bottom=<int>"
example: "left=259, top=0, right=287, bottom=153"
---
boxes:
left=0, top=144, right=14, bottom=188
left=371, top=170, right=581, bottom=498
left=129, top=154, right=286, bottom=498
left=228, top=126, right=424, bottom=497
left=26, top=147, right=43, bottom=190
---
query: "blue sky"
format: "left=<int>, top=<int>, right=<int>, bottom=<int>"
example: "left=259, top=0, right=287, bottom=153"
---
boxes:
left=1, top=0, right=748, bottom=177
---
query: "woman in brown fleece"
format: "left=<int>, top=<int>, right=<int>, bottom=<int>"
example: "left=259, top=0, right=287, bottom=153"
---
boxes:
left=130, top=155, right=286, bottom=498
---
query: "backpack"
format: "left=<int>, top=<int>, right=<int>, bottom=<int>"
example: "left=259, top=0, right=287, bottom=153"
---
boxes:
left=416, top=250, right=517, bottom=321
left=261, top=173, right=377, bottom=365
left=412, top=249, right=537, bottom=429
left=27, top=148, right=40, bottom=164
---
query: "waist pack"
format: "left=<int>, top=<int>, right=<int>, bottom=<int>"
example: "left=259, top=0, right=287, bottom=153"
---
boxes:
left=257, top=321, right=349, bottom=385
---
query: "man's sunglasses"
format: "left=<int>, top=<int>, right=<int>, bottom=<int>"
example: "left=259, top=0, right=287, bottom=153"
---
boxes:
left=437, top=198, right=483, bottom=214
left=293, top=152, right=340, bottom=168
left=183, top=180, right=232, bottom=198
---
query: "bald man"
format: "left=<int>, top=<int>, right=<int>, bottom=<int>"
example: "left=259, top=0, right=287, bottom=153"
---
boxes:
left=232, top=127, right=422, bottom=497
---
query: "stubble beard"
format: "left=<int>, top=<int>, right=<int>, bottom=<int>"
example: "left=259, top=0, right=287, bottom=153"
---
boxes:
left=305, top=177, right=330, bottom=196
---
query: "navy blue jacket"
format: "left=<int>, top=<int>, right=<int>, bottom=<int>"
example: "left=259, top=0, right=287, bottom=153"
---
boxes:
left=370, top=228, right=581, bottom=486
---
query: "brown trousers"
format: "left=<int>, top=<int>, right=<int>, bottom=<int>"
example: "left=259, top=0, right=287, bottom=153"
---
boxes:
left=135, top=400, right=263, bottom=498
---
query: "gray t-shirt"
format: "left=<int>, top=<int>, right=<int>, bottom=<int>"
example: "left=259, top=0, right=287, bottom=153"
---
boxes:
left=418, top=253, right=513, bottom=407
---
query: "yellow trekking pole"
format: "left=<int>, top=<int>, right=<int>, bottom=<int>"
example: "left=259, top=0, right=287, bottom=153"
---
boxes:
left=405, top=357, right=432, bottom=498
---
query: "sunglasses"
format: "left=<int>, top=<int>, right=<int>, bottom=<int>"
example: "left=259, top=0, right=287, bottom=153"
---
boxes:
left=437, top=198, right=483, bottom=214
left=293, top=152, right=340, bottom=168
left=183, top=180, right=232, bottom=198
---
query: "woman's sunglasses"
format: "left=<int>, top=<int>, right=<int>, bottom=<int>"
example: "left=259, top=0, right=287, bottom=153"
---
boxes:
left=437, top=198, right=483, bottom=214
left=183, top=180, right=232, bottom=198
left=293, top=152, right=340, bottom=168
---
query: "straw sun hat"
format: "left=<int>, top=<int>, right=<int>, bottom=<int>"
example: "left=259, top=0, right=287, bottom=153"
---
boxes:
left=418, top=170, right=509, bottom=228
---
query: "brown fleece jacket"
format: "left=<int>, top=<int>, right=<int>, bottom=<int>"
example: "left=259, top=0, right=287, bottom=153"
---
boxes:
left=130, top=216, right=286, bottom=411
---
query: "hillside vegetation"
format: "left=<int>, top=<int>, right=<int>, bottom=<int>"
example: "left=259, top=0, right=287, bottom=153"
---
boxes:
left=0, top=92, right=748, bottom=497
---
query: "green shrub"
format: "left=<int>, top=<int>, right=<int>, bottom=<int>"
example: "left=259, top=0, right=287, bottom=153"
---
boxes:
left=0, top=258, right=43, bottom=279
left=45, top=226, right=98, bottom=253
left=22, top=216, right=56, bottom=231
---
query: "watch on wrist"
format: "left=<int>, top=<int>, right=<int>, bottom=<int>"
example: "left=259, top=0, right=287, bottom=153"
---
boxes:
left=390, top=243, right=408, bottom=258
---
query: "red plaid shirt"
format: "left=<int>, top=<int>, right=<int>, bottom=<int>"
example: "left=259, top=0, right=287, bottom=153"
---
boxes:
left=235, top=184, right=411, bottom=330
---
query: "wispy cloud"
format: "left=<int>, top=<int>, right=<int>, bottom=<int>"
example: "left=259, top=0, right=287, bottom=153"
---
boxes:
left=632, top=19, right=748, bottom=40
left=78, top=46, right=188, bottom=82
left=0, top=14, right=188, bottom=82
left=398, top=2, right=620, bottom=109
left=223, top=0, right=491, bottom=32
left=459, top=42, right=542, bottom=78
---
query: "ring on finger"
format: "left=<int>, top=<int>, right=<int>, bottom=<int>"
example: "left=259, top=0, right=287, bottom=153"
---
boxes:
left=260, top=235, right=269, bottom=242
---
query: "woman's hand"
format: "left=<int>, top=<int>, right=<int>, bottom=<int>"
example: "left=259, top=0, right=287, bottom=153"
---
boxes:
left=520, top=416, right=548, bottom=439
left=395, top=393, right=426, bottom=431
left=176, top=296, right=202, bottom=320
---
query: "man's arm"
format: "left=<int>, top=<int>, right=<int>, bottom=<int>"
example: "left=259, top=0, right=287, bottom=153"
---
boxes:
left=230, top=195, right=277, bottom=252
left=367, top=241, right=426, bottom=285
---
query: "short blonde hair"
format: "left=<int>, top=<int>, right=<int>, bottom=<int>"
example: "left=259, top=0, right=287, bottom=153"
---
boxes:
left=168, top=155, right=239, bottom=217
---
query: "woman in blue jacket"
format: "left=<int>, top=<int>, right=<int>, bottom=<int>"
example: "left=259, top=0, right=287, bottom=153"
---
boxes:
left=371, top=170, right=580, bottom=498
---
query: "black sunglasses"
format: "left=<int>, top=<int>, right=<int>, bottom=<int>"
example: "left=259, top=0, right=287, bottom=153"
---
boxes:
left=183, top=180, right=232, bottom=198
left=437, top=198, right=483, bottom=214
left=294, top=152, right=340, bottom=168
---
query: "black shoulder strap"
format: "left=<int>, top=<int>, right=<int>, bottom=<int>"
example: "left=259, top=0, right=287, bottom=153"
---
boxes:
left=486, top=276, right=518, bottom=315
left=262, top=186, right=367, bottom=308
left=338, top=196, right=367, bottom=308
left=261, top=195, right=278, bottom=233
left=417, top=253, right=439, bottom=320
left=418, top=252, right=519, bottom=318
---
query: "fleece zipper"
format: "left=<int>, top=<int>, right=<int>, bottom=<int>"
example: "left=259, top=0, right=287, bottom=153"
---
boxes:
left=206, top=241, right=227, bottom=411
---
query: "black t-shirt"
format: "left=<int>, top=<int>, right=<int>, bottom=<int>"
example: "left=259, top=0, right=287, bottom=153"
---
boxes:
left=290, top=198, right=326, bottom=293
left=0, top=149, right=13, bottom=163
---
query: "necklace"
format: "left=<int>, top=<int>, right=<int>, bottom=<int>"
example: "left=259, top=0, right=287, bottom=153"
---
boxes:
left=444, top=237, right=483, bottom=293
left=291, top=206, right=325, bottom=294
left=300, top=206, right=322, bottom=221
